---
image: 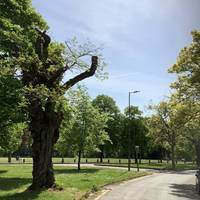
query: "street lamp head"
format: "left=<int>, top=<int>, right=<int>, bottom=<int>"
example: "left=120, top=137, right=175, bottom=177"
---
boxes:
left=130, top=90, right=140, bottom=94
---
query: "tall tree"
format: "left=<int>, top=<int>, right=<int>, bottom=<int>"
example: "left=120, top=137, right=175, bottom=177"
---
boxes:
left=58, top=87, right=109, bottom=170
left=168, top=30, right=200, bottom=168
left=0, top=63, right=24, bottom=161
left=184, top=116, right=200, bottom=166
left=122, top=106, right=148, bottom=161
left=169, top=30, right=200, bottom=100
left=0, top=123, right=26, bottom=162
left=0, top=0, right=105, bottom=189
left=92, top=95, right=120, bottom=161
left=0, top=71, right=22, bottom=129
left=148, top=101, right=191, bottom=168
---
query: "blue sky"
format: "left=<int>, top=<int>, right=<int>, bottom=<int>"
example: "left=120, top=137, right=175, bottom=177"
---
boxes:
left=33, top=0, right=200, bottom=114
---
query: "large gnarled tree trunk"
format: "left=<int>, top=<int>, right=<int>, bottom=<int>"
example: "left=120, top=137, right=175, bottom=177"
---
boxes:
left=22, top=30, right=98, bottom=189
left=28, top=99, right=62, bottom=189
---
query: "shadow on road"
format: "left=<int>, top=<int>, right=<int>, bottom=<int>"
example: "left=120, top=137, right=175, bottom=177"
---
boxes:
left=170, top=183, right=199, bottom=199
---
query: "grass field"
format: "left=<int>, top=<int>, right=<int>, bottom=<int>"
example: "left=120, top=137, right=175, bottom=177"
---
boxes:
left=0, top=157, right=197, bottom=170
left=0, top=165, right=149, bottom=200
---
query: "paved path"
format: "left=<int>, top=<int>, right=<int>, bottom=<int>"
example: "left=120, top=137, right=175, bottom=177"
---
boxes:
left=98, top=170, right=199, bottom=200
left=54, top=163, right=151, bottom=171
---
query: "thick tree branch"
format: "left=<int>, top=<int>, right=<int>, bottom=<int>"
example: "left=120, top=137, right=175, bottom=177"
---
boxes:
left=62, top=56, right=98, bottom=90
left=48, top=65, right=69, bottom=85
left=35, top=28, right=51, bottom=61
left=48, top=53, right=93, bottom=85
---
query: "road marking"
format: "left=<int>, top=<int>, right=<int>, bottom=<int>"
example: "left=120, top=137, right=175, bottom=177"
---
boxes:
left=95, top=189, right=112, bottom=200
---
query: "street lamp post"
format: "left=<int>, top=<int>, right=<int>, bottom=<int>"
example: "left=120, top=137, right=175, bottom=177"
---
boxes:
left=128, top=90, right=140, bottom=171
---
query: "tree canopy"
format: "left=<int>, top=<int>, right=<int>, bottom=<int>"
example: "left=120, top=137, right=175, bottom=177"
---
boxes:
left=0, top=0, right=106, bottom=189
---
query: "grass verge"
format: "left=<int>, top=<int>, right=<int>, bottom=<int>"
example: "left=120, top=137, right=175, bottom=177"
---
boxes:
left=0, top=165, right=149, bottom=200
left=95, top=162, right=197, bottom=170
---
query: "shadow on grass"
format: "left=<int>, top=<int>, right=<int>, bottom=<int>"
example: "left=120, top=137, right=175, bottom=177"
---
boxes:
left=0, top=190, right=40, bottom=200
left=0, top=170, right=7, bottom=174
left=55, top=168, right=99, bottom=174
left=0, top=177, right=41, bottom=200
left=170, top=183, right=199, bottom=199
left=0, top=177, right=31, bottom=191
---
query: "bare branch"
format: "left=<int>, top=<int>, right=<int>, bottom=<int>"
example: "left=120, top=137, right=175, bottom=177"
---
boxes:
left=48, top=52, right=93, bottom=85
left=62, top=56, right=98, bottom=90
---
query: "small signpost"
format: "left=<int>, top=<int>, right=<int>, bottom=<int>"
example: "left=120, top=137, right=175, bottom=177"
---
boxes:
left=135, top=146, right=140, bottom=172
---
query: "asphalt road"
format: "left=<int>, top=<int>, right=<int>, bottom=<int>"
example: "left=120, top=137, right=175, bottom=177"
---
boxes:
left=98, top=171, right=199, bottom=200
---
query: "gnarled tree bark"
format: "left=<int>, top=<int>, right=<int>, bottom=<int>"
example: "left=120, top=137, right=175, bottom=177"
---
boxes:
left=22, top=30, right=98, bottom=190
left=28, top=98, right=62, bottom=189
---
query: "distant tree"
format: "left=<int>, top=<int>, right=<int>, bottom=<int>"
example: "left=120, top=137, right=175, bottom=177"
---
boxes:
left=92, top=95, right=119, bottom=115
left=0, top=123, right=26, bottom=162
left=58, top=87, right=109, bottom=170
left=0, top=66, right=25, bottom=161
left=92, top=95, right=121, bottom=160
left=148, top=101, right=192, bottom=168
left=0, top=0, right=106, bottom=189
left=0, top=69, right=23, bottom=130
left=54, top=99, right=73, bottom=158
left=180, top=103, right=200, bottom=166
left=124, top=105, right=142, bottom=119
left=121, top=106, right=148, bottom=161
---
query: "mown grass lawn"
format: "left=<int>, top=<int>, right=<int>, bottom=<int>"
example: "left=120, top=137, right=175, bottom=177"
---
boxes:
left=0, top=165, right=149, bottom=200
